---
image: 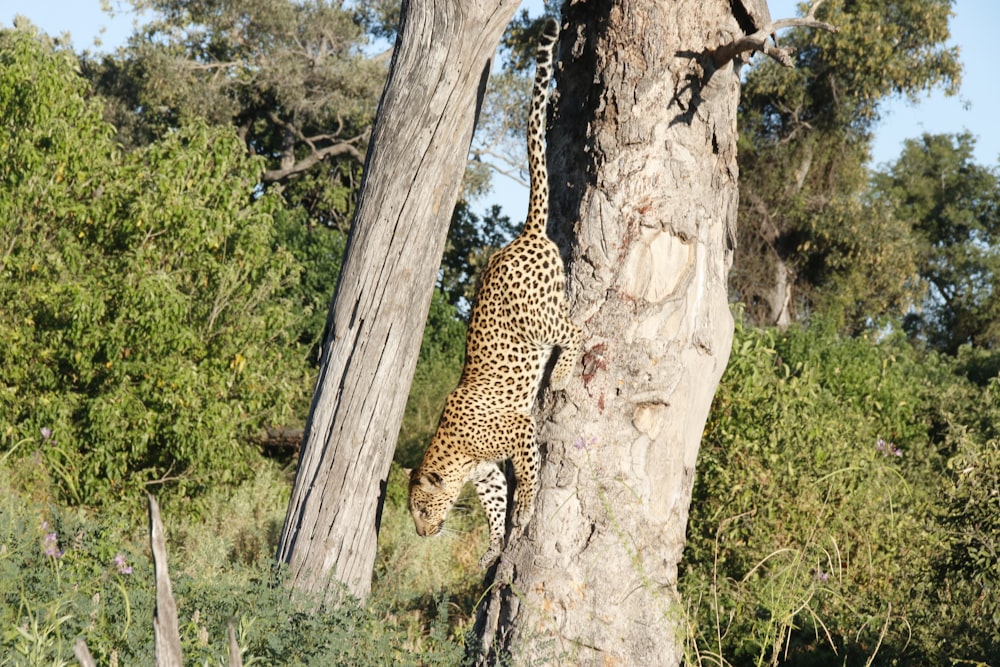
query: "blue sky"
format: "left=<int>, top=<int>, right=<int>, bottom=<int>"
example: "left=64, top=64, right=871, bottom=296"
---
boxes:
left=5, top=1, right=138, bottom=53
left=6, top=0, right=997, bottom=222
left=769, top=0, right=999, bottom=169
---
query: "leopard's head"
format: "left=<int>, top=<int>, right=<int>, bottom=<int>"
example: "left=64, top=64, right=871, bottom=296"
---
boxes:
left=406, top=468, right=459, bottom=537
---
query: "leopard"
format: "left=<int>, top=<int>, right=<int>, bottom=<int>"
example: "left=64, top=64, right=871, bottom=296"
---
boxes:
left=407, top=18, right=581, bottom=570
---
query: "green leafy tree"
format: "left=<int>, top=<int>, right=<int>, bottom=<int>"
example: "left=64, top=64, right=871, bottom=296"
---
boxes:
left=82, top=0, right=386, bottom=230
left=271, top=207, right=347, bottom=362
left=0, top=26, right=312, bottom=505
left=732, top=0, right=960, bottom=330
left=872, top=132, right=1000, bottom=352
left=938, top=383, right=1000, bottom=653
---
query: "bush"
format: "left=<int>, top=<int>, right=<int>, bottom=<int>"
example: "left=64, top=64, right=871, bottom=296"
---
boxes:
left=682, top=319, right=999, bottom=665
left=0, top=27, right=314, bottom=506
left=271, top=208, right=348, bottom=365
left=934, top=379, right=1000, bottom=657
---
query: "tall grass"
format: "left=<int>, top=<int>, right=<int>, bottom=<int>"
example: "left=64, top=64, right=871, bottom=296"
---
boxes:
left=0, top=454, right=475, bottom=665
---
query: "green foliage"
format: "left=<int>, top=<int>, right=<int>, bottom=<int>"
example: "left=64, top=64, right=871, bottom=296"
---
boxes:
left=0, top=28, right=313, bottom=506
left=271, top=209, right=347, bottom=364
left=683, top=319, right=999, bottom=665
left=732, top=0, right=961, bottom=330
left=873, top=132, right=1000, bottom=353
left=353, top=0, right=401, bottom=41
left=935, top=377, right=1000, bottom=653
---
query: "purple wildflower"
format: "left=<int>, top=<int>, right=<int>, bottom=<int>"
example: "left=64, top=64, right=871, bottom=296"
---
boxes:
left=876, top=438, right=903, bottom=458
left=43, top=531, right=63, bottom=558
left=113, top=553, right=133, bottom=575
left=814, top=568, right=830, bottom=582
left=573, top=436, right=597, bottom=451
left=40, top=427, right=52, bottom=441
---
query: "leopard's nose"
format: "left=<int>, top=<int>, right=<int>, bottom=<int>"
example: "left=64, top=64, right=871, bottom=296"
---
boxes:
left=415, top=521, right=441, bottom=537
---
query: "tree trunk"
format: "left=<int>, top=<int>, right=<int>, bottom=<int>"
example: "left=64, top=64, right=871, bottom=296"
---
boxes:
left=275, top=0, right=520, bottom=602
left=768, top=256, right=793, bottom=328
left=475, top=1, right=740, bottom=663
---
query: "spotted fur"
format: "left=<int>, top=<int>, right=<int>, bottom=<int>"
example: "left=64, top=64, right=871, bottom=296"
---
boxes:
left=408, top=18, right=580, bottom=569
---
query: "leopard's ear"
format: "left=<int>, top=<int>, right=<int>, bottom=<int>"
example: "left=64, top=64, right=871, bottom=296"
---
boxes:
left=418, top=471, right=444, bottom=492
left=402, top=467, right=413, bottom=478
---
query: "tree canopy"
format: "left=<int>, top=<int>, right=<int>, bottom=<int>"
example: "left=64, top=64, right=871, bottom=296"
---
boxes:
left=82, top=0, right=386, bottom=230
left=873, top=132, right=1000, bottom=352
left=732, top=0, right=961, bottom=331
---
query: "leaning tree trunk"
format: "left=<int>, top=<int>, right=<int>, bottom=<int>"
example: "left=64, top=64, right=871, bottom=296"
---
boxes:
left=475, top=0, right=741, bottom=663
left=276, top=0, right=520, bottom=602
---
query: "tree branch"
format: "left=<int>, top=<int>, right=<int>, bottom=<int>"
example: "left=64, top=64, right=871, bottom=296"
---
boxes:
left=262, top=129, right=370, bottom=182
left=181, top=60, right=242, bottom=71
left=468, top=147, right=530, bottom=188
left=372, top=46, right=394, bottom=64
left=714, top=0, right=838, bottom=68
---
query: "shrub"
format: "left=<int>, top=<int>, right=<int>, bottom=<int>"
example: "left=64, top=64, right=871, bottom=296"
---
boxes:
left=682, top=319, right=998, bottom=665
left=0, top=27, right=314, bottom=506
left=933, top=379, right=1000, bottom=658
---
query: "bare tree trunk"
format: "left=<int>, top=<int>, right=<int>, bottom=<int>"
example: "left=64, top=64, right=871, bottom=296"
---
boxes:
left=149, top=495, right=183, bottom=667
left=475, top=0, right=740, bottom=663
left=769, top=257, right=793, bottom=328
left=276, top=0, right=520, bottom=602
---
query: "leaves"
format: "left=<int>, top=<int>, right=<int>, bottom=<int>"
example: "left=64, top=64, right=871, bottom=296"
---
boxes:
left=82, top=0, right=386, bottom=229
left=683, top=320, right=999, bottom=664
left=873, top=132, right=1000, bottom=352
left=0, top=28, right=313, bottom=505
left=732, top=0, right=962, bottom=331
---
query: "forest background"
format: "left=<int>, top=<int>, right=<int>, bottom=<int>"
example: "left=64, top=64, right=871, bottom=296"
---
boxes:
left=1, top=0, right=998, bottom=665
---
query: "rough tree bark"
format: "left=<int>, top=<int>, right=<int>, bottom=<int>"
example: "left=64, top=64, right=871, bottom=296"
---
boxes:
left=475, top=1, right=744, bottom=663
left=275, top=0, right=521, bottom=602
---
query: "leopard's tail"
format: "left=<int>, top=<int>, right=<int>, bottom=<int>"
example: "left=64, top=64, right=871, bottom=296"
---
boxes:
left=521, top=18, right=559, bottom=238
